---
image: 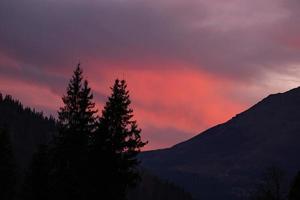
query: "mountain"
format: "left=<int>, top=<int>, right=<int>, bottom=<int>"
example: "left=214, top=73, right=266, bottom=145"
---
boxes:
left=141, top=87, right=300, bottom=200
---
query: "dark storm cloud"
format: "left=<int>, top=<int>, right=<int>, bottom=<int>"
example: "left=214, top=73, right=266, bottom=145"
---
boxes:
left=1, top=0, right=300, bottom=79
left=0, top=0, right=192, bottom=68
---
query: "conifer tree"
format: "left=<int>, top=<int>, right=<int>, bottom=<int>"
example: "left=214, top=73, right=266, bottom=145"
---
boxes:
left=0, top=128, right=16, bottom=200
left=52, top=63, right=97, bottom=200
left=92, top=79, right=147, bottom=200
left=58, top=64, right=97, bottom=142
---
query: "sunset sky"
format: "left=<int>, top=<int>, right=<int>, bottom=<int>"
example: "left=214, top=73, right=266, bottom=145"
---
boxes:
left=1, top=0, right=300, bottom=150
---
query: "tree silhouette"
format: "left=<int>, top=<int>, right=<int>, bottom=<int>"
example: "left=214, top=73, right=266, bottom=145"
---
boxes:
left=51, top=63, right=97, bottom=200
left=91, top=79, right=147, bottom=200
left=0, top=128, right=16, bottom=200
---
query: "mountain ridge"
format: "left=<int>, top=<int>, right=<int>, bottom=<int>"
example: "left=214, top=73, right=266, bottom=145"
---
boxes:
left=141, top=86, right=300, bottom=200
left=174, top=86, right=300, bottom=149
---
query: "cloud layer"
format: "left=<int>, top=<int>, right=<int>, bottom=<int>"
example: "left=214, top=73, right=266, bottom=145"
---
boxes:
left=1, top=0, right=300, bottom=149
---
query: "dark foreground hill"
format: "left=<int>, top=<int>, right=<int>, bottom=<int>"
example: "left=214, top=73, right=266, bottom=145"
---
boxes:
left=141, top=87, right=300, bottom=200
left=128, top=171, right=193, bottom=200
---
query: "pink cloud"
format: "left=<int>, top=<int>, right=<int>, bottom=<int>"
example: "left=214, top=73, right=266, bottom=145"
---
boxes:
left=1, top=59, right=297, bottom=150
left=86, top=64, right=246, bottom=149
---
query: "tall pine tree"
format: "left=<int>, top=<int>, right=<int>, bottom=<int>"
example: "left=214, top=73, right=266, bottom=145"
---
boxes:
left=91, top=79, right=147, bottom=200
left=52, top=63, right=97, bottom=200
left=0, top=128, right=16, bottom=200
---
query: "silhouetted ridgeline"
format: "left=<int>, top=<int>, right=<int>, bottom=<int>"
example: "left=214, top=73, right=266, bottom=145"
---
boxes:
left=141, top=87, right=300, bottom=200
left=0, top=93, right=56, bottom=169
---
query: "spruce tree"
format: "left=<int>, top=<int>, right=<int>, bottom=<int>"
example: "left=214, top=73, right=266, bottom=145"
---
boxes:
left=58, top=65, right=97, bottom=142
left=52, top=63, right=97, bottom=200
left=92, top=79, right=147, bottom=200
left=0, top=128, right=16, bottom=200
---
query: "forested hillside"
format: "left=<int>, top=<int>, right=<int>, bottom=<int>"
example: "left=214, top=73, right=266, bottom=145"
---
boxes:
left=0, top=94, right=56, bottom=169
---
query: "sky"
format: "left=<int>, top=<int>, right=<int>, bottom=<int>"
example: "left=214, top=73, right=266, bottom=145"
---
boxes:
left=1, top=0, right=300, bottom=150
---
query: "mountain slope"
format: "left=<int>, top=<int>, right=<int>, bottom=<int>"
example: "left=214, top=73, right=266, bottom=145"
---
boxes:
left=141, top=87, right=300, bottom=200
left=0, top=93, right=56, bottom=169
